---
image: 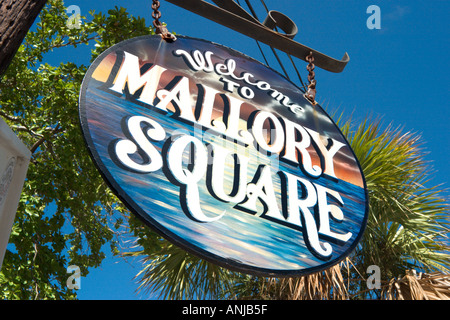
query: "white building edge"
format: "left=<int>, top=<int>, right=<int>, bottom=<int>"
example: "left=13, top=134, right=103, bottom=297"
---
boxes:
left=0, top=118, right=31, bottom=269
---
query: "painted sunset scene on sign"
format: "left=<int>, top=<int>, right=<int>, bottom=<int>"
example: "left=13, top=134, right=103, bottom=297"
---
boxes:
left=79, top=35, right=368, bottom=276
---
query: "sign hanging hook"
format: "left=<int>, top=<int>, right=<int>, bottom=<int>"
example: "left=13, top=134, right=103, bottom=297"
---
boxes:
left=152, top=0, right=177, bottom=42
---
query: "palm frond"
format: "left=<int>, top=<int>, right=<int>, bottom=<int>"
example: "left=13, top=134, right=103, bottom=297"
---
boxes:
left=339, top=115, right=449, bottom=278
left=382, top=270, right=450, bottom=300
left=133, top=242, right=236, bottom=300
left=260, top=261, right=349, bottom=300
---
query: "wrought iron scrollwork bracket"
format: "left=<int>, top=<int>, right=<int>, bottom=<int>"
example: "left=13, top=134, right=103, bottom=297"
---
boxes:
left=165, top=0, right=350, bottom=73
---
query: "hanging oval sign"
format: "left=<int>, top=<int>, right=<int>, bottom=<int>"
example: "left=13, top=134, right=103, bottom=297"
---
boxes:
left=79, top=35, right=368, bottom=276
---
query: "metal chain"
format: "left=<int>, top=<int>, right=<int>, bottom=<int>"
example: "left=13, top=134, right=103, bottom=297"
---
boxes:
left=151, top=0, right=176, bottom=42
left=305, top=51, right=317, bottom=104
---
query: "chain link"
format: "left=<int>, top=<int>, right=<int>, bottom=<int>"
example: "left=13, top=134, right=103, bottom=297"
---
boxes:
left=305, top=51, right=317, bottom=105
left=151, top=0, right=176, bottom=42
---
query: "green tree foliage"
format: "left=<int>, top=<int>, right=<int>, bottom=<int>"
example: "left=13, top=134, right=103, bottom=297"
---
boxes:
left=0, top=0, right=154, bottom=299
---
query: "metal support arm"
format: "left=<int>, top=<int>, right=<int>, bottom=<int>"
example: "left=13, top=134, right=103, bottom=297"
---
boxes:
left=165, top=0, right=349, bottom=73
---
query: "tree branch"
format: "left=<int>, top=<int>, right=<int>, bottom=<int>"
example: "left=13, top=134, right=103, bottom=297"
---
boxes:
left=30, top=124, right=63, bottom=154
left=0, top=108, right=22, bottom=123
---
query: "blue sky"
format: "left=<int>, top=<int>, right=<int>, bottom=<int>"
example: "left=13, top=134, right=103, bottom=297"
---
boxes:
left=36, top=0, right=449, bottom=299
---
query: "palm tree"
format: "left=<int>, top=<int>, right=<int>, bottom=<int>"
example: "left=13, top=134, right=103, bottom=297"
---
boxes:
left=248, top=116, right=450, bottom=300
left=125, top=115, right=449, bottom=300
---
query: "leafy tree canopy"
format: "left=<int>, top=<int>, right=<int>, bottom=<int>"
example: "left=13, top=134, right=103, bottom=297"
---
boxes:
left=0, top=0, right=156, bottom=299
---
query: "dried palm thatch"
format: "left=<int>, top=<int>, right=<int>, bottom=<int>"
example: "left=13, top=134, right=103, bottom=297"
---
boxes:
left=259, top=260, right=450, bottom=300
left=382, top=270, right=450, bottom=300
left=261, top=261, right=349, bottom=300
